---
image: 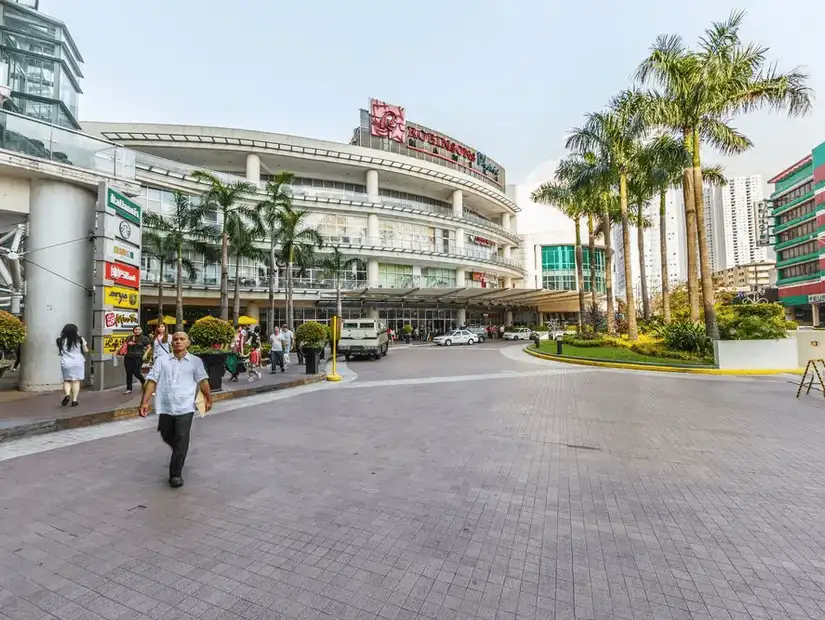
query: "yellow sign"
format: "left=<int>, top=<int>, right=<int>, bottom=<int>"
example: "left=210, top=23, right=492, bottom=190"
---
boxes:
left=103, top=285, right=139, bottom=310
left=331, top=316, right=342, bottom=341
left=103, top=331, right=133, bottom=355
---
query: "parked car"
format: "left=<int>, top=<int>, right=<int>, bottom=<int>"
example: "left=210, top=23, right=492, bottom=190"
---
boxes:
left=433, top=329, right=477, bottom=346
left=503, top=327, right=533, bottom=341
left=466, top=326, right=488, bottom=342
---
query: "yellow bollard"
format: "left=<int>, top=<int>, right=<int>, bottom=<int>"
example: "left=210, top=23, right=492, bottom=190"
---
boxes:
left=327, top=316, right=342, bottom=382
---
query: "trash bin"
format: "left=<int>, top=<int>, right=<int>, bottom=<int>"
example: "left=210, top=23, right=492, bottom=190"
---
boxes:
left=555, top=334, right=564, bottom=355
left=305, top=348, right=321, bottom=374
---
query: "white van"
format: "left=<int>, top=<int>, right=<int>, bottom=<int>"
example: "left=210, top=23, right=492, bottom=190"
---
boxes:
left=338, top=319, right=389, bottom=361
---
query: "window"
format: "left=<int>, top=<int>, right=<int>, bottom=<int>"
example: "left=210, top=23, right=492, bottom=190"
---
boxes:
left=540, top=245, right=606, bottom=293
left=778, top=219, right=816, bottom=244
left=378, top=221, right=434, bottom=250
left=421, top=267, right=456, bottom=288
left=378, top=263, right=413, bottom=288
left=772, top=180, right=813, bottom=210
left=779, top=240, right=818, bottom=262
left=776, top=197, right=815, bottom=225
left=306, top=213, right=367, bottom=243
left=780, top=260, right=818, bottom=280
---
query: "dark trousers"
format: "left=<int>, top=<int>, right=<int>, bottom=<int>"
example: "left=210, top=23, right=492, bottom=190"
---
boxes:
left=270, top=350, right=284, bottom=372
left=157, top=413, right=194, bottom=479
left=124, top=356, right=145, bottom=391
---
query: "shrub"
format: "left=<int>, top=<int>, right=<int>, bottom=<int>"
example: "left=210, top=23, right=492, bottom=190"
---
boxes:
left=402, top=324, right=413, bottom=335
left=717, top=303, right=788, bottom=340
left=0, top=311, right=25, bottom=354
left=563, top=335, right=607, bottom=347
left=189, top=316, right=235, bottom=348
left=786, top=320, right=799, bottom=331
left=637, top=317, right=665, bottom=335
left=296, top=321, right=327, bottom=348
left=660, top=321, right=712, bottom=355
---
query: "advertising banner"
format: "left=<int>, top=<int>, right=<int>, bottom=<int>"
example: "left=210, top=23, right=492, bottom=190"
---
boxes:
left=104, top=238, right=141, bottom=267
left=103, top=310, right=139, bottom=331
left=106, top=187, right=142, bottom=224
left=103, top=213, right=139, bottom=246
left=104, top=261, right=140, bottom=288
left=103, top=331, right=133, bottom=355
left=103, top=285, right=140, bottom=310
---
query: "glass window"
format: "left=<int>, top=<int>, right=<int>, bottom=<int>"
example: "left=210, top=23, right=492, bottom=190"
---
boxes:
left=421, top=267, right=456, bottom=287
left=378, top=263, right=413, bottom=288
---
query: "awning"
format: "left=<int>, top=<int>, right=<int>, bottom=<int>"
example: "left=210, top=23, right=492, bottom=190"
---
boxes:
left=343, top=286, right=582, bottom=309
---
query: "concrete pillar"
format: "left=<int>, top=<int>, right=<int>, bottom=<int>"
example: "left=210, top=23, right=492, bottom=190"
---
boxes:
left=455, top=228, right=465, bottom=253
left=366, top=169, right=379, bottom=199
left=504, top=245, right=512, bottom=260
left=456, top=308, right=467, bottom=326
left=452, top=189, right=463, bottom=218
left=501, top=213, right=511, bottom=231
left=245, top=302, right=260, bottom=323
left=21, top=181, right=95, bottom=391
left=245, top=153, right=261, bottom=184
left=456, top=268, right=466, bottom=287
left=367, top=258, right=379, bottom=287
left=813, top=304, right=820, bottom=327
left=534, top=245, right=543, bottom=288
left=537, top=311, right=545, bottom=325
left=505, top=310, right=513, bottom=325
left=503, top=276, right=513, bottom=289
left=367, top=306, right=379, bottom=319
left=367, top=213, right=379, bottom=243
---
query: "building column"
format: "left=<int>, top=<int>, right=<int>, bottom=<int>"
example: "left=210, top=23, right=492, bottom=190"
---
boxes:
left=455, top=228, right=465, bottom=253
left=452, top=189, right=463, bottom=218
left=366, top=169, right=379, bottom=199
left=813, top=304, right=820, bottom=327
left=501, top=213, right=511, bottom=231
left=505, top=310, right=513, bottom=325
left=534, top=245, right=543, bottom=288
left=367, top=258, right=379, bottom=288
left=245, top=153, right=261, bottom=184
left=21, top=181, right=96, bottom=391
left=245, top=302, right=260, bottom=323
left=367, top=213, right=379, bottom=244
left=537, top=311, right=545, bottom=325
left=456, top=308, right=467, bottom=326
left=456, top=268, right=466, bottom=287
left=503, top=245, right=512, bottom=260
left=503, top=276, right=513, bottom=289
left=367, top=306, right=379, bottom=320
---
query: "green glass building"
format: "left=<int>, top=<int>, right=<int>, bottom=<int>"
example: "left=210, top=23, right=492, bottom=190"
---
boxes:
left=540, top=245, right=606, bottom=293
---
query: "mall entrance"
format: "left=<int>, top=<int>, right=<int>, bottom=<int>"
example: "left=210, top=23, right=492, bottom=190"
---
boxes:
left=378, top=307, right=457, bottom=338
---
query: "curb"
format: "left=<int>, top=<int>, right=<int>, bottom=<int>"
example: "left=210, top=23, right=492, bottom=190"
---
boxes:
left=524, top=346, right=802, bottom=376
left=0, top=373, right=327, bottom=443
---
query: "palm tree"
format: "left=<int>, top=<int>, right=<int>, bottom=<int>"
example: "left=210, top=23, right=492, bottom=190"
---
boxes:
left=318, top=246, right=361, bottom=320
left=637, top=11, right=812, bottom=338
left=271, top=203, right=323, bottom=330
left=227, top=216, right=268, bottom=325
left=142, top=192, right=216, bottom=331
left=191, top=171, right=256, bottom=321
left=566, top=91, right=650, bottom=340
left=141, top=231, right=176, bottom=323
left=256, top=172, right=295, bottom=333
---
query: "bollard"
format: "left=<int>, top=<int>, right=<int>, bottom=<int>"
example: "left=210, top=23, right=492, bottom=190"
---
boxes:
left=556, top=335, right=563, bottom=355
left=533, top=334, right=540, bottom=349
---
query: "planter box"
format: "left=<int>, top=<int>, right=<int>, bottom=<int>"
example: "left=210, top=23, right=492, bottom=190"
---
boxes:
left=713, top=339, right=799, bottom=371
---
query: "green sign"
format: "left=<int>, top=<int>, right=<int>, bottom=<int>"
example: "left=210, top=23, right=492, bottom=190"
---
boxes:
left=107, top=188, right=141, bottom=224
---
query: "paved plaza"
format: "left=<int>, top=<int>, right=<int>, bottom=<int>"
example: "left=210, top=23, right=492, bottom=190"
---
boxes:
left=1, top=343, right=824, bottom=620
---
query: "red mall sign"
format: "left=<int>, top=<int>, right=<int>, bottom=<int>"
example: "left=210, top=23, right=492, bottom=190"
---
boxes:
left=105, top=261, right=140, bottom=288
left=407, top=126, right=476, bottom=163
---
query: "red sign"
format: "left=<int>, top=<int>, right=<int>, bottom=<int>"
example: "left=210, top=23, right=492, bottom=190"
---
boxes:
left=370, top=99, right=406, bottom=143
left=408, top=126, right=476, bottom=163
left=468, top=235, right=494, bottom=247
left=105, top=262, right=139, bottom=288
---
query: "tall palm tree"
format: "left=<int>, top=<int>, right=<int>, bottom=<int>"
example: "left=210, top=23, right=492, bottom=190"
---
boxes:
left=227, top=216, right=268, bottom=325
left=256, top=172, right=295, bottom=333
left=318, top=246, right=361, bottom=320
left=567, top=91, right=650, bottom=340
left=142, top=192, right=217, bottom=331
left=272, top=203, right=323, bottom=330
left=141, top=231, right=176, bottom=323
left=637, top=12, right=812, bottom=338
left=191, top=171, right=256, bottom=321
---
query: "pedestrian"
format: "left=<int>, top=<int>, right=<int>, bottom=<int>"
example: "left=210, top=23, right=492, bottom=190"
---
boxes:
left=149, top=323, right=173, bottom=363
left=138, top=331, right=211, bottom=488
left=269, top=327, right=285, bottom=373
left=230, top=325, right=246, bottom=382
left=120, top=326, right=150, bottom=394
left=56, top=323, right=88, bottom=407
left=280, top=324, right=294, bottom=368
left=413, top=326, right=419, bottom=341
left=247, top=326, right=262, bottom=381
left=11, top=341, right=21, bottom=371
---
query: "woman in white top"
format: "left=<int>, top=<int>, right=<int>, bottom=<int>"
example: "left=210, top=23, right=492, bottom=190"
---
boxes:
left=56, top=323, right=88, bottom=407
left=150, top=323, right=173, bottom=362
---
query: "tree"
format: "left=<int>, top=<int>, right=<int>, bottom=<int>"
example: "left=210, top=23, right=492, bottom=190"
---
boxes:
left=637, top=11, right=812, bottom=338
left=227, top=215, right=267, bottom=325
left=141, top=231, right=176, bottom=323
left=142, top=192, right=217, bottom=331
left=271, top=203, right=323, bottom=330
left=256, top=172, right=295, bottom=334
left=317, top=246, right=361, bottom=320
left=566, top=90, right=650, bottom=340
left=191, top=171, right=256, bottom=321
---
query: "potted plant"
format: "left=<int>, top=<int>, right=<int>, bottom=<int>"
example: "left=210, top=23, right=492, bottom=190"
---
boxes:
left=0, top=310, right=25, bottom=378
left=402, top=323, right=413, bottom=344
left=296, top=321, right=327, bottom=374
left=189, top=316, right=235, bottom=390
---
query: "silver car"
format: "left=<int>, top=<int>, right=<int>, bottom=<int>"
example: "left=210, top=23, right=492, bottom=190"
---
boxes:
left=433, top=329, right=477, bottom=346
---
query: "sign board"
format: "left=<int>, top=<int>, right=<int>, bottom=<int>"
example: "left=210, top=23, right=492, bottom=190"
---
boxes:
left=809, top=294, right=825, bottom=304
left=103, top=285, right=140, bottom=310
left=106, top=187, right=142, bottom=224
left=102, top=331, right=133, bottom=355
left=103, top=310, right=139, bottom=331
left=104, top=213, right=139, bottom=245
left=104, top=261, right=140, bottom=288
left=104, top=238, right=141, bottom=267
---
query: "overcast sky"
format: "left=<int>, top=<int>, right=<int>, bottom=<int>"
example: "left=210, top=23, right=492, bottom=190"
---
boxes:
left=45, top=0, right=822, bottom=185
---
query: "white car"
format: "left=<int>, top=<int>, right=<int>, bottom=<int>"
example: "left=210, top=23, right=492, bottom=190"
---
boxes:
left=503, top=327, right=533, bottom=341
left=433, top=329, right=477, bottom=346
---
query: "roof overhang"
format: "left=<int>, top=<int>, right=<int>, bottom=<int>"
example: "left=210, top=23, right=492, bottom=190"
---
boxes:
left=343, top=287, right=582, bottom=309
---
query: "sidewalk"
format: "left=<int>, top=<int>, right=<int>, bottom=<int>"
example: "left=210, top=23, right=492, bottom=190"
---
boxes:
left=0, top=360, right=326, bottom=442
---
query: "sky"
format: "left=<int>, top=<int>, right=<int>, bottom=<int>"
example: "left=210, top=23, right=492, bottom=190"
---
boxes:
left=44, top=0, right=822, bottom=186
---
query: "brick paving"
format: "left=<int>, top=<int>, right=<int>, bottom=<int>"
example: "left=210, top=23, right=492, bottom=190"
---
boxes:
left=2, top=345, right=825, bottom=619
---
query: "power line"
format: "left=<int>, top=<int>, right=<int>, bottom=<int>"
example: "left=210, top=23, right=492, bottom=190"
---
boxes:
left=22, top=236, right=92, bottom=256
left=20, top=257, right=92, bottom=294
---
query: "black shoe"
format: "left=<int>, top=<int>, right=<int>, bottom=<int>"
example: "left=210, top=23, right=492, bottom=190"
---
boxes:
left=71, top=401, right=78, bottom=407
left=61, top=395, right=70, bottom=406
left=169, top=477, right=184, bottom=488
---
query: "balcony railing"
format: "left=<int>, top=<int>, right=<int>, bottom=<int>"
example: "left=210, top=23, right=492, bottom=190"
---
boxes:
left=0, top=109, right=136, bottom=180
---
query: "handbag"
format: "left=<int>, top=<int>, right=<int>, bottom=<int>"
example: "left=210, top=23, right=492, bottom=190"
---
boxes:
left=117, top=339, right=129, bottom=356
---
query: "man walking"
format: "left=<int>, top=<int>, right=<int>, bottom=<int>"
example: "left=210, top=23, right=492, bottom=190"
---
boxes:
left=280, top=324, right=294, bottom=368
left=138, top=331, right=211, bottom=488
left=269, top=327, right=285, bottom=373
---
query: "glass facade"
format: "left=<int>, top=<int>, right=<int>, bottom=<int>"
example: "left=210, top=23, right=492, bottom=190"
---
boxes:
left=540, top=245, right=605, bottom=293
left=378, top=263, right=413, bottom=288
left=421, top=267, right=456, bottom=288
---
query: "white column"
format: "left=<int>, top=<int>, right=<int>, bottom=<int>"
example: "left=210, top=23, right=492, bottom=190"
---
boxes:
left=245, top=302, right=260, bottom=323
left=21, top=181, right=95, bottom=391
left=455, top=228, right=465, bottom=253
left=501, top=213, right=511, bottom=231
left=534, top=245, right=542, bottom=288
left=367, top=259, right=379, bottom=288
left=503, top=276, right=513, bottom=289
left=813, top=304, right=820, bottom=327
left=367, top=213, right=379, bottom=244
left=452, top=189, right=463, bottom=218
left=505, top=310, right=513, bottom=325
left=367, top=306, right=379, bottom=319
left=504, top=245, right=512, bottom=260
left=245, top=153, right=261, bottom=184
left=456, top=268, right=466, bottom=287
left=456, top=308, right=467, bottom=326
left=366, top=169, right=379, bottom=199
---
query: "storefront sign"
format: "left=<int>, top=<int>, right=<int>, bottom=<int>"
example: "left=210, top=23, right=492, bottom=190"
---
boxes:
left=107, top=187, right=141, bottom=224
left=103, top=331, right=133, bottom=355
left=471, top=272, right=486, bottom=282
left=809, top=293, right=825, bottom=304
left=104, top=214, right=138, bottom=246
left=103, top=285, right=140, bottom=310
left=103, top=310, right=139, bottom=331
left=104, top=262, right=140, bottom=288
left=468, top=234, right=494, bottom=247
left=408, top=126, right=476, bottom=162
left=104, top=238, right=140, bottom=267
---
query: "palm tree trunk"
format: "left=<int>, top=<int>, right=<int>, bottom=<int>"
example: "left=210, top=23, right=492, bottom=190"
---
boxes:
left=692, top=131, right=718, bottom=340
left=637, top=208, right=650, bottom=321
left=267, top=236, right=275, bottom=335
left=176, top=244, right=183, bottom=332
left=682, top=129, right=700, bottom=324
left=287, top=255, right=294, bottom=331
left=603, top=209, right=615, bottom=336
left=588, top=214, right=597, bottom=332
left=659, top=190, right=671, bottom=325
left=157, top=259, right=164, bottom=322
left=220, top=225, right=229, bottom=321
left=232, top=255, right=241, bottom=325
left=574, top=219, right=585, bottom=334
left=619, top=173, right=638, bottom=340
left=336, top=274, right=343, bottom=320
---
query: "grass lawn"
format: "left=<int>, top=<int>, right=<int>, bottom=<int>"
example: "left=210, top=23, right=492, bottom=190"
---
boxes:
left=533, top=342, right=714, bottom=367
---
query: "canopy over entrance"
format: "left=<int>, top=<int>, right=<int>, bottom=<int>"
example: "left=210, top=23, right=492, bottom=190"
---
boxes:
left=342, top=287, right=581, bottom=311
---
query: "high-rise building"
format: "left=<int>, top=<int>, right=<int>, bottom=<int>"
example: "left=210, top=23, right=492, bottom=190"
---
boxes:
left=0, top=0, right=83, bottom=128
left=705, top=175, right=769, bottom=270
